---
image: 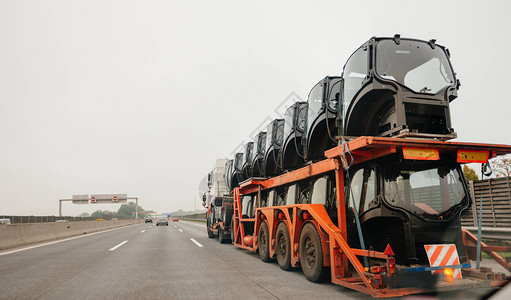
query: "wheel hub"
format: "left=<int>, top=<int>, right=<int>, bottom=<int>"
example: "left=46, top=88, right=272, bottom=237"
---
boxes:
left=304, top=236, right=316, bottom=268
left=278, top=234, right=287, bottom=257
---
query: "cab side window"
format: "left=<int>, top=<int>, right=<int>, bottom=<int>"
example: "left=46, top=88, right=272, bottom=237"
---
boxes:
left=348, top=167, right=376, bottom=215
left=286, top=185, right=297, bottom=205
left=241, top=195, right=255, bottom=218
left=311, top=176, right=328, bottom=205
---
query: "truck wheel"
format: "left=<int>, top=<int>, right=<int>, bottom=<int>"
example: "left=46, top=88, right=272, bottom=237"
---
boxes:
left=299, top=223, right=326, bottom=282
left=207, top=220, right=214, bottom=238
left=219, top=226, right=229, bottom=244
left=222, top=205, right=233, bottom=228
left=275, top=222, right=292, bottom=270
left=258, top=221, right=270, bottom=262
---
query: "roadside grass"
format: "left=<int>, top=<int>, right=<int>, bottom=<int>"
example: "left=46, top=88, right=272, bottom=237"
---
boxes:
left=482, top=251, right=511, bottom=259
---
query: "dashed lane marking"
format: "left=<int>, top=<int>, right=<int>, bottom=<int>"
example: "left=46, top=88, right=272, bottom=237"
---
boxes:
left=190, top=238, right=203, bottom=247
left=109, top=240, right=128, bottom=251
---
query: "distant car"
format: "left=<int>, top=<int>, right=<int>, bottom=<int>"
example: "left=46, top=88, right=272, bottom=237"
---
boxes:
left=55, top=219, right=69, bottom=223
left=0, top=218, right=12, bottom=225
left=172, top=217, right=179, bottom=222
left=156, top=218, right=168, bottom=226
left=111, top=218, right=119, bottom=221
left=95, top=218, right=105, bottom=221
left=145, top=218, right=153, bottom=223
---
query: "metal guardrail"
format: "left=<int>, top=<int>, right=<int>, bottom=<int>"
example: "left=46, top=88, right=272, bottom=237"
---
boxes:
left=1, top=215, right=93, bottom=224
left=463, top=227, right=511, bottom=241
left=179, top=212, right=206, bottom=221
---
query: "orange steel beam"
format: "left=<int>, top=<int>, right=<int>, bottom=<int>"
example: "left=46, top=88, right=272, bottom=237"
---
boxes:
left=463, top=229, right=511, bottom=272
left=464, top=245, right=511, bottom=252
left=261, top=159, right=338, bottom=190
left=334, top=166, right=349, bottom=277
left=238, top=159, right=339, bottom=194
left=352, top=249, right=388, bottom=260
left=233, top=188, right=241, bottom=246
left=326, top=136, right=511, bottom=159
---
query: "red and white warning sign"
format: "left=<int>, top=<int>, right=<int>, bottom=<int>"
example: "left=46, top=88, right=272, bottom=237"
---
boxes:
left=112, top=196, right=118, bottom=202
left=90, top=196, right=96, bottom=203
left=424, top=244, right=462, bottom=279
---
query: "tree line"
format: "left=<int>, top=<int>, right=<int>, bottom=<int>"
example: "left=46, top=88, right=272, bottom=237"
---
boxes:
left=79, top=202, right=145, bottom=220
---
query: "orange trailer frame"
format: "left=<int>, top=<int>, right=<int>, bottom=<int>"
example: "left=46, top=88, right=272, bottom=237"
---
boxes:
left=231, top=136, right=511, bottom=297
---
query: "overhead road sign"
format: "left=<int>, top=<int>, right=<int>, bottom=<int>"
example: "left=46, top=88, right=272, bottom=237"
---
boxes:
left=72, top=195, right=89, bottom=204
left=59, top=194, right=139, bottom=218
left=90, top=194, right=127, bottom=204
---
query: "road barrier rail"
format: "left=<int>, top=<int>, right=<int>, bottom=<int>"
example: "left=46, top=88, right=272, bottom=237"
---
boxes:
left=0, top=219, right=143, bottom=251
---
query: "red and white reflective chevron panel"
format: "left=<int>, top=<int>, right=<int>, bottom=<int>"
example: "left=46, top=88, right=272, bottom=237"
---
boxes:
left=424, top=244, right=462, bottom=279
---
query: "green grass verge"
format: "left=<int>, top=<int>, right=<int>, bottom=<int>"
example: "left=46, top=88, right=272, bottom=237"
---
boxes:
left=482, top=251, right=511, bottom=259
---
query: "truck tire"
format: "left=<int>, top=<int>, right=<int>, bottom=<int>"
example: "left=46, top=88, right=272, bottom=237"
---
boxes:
left=299, top=223, right=326, bottom=282
left=258, top=221, right=270, bottom=262
left=222, top=205, right=233, bottom=228
left=207, top=220, right=214, bottom=238
left=275, top=222, right=292, bottom=270
left=219, top=226, right=229, bottom=244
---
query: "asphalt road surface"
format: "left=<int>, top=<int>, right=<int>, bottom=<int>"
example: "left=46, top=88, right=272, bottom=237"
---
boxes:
left=0, top=221, right=505, bottom=299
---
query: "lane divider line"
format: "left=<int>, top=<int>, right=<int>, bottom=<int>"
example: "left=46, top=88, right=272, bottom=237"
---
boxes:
left=0, top=224, right=142, bottom=257
left=178, top=229, right=183, bottom=232
left=140, top=230, right=146, bottom=233
left=190, top=238, right=203, bottom=248
left=109, top=240, right=128, bottom=251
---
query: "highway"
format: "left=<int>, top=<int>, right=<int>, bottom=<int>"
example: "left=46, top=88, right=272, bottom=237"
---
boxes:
left=0, top=221, right=502, bottom=300
left=0, top=221, right=368, bottom=299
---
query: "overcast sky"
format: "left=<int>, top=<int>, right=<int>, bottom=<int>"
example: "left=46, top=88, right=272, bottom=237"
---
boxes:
left=1, top=0, right=510, bottom=216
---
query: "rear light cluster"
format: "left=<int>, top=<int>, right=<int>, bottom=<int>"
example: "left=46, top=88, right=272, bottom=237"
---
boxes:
left=364, top=257, right=395, bottom=274
left=387, top=257, right=396, bottom=274
left=368, top=266, right=387, bottom=274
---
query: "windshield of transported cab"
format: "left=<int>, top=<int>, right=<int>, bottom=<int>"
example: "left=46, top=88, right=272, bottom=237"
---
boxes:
left=283, top=106, right=294, bottom=141
left=383, top=161, right=466, bottom=220
left=376, top=40, right=455, bottom=94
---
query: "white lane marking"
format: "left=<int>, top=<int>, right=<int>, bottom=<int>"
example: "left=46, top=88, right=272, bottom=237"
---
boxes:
left=140, top=230, right=146, bottom=233
left=109, top=240, right=128, bottom=251
left=178, top=229, right=183, bottom=232
left=190, top=238, right=203, bottom=248
left=0, top=224, right=141, bottom=257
